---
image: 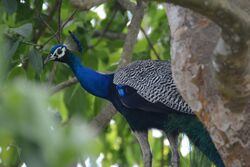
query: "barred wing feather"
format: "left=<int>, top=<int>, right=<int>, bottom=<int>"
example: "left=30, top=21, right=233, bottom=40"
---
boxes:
left=113, top=60, right=193, bottom=114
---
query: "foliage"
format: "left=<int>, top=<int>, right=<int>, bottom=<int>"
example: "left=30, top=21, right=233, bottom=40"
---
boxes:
left=0, top=0, right=214, bottom=166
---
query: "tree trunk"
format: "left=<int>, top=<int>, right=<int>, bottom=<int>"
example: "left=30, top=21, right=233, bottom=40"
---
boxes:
left=165, top=2, right=250, bottom=167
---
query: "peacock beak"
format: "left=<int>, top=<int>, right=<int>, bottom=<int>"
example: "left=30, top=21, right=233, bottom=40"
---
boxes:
left=44, top=54, right=54, bottom=64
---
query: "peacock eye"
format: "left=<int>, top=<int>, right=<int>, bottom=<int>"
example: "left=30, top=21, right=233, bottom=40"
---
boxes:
left=57, top=48, right=62, bottom=55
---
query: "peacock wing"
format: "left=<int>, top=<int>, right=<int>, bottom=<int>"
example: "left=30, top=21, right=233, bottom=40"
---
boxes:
left=113, top=60, right=193, bottom=114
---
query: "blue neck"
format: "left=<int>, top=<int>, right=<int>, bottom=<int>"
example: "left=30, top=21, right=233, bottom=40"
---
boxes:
left=65, top=53, right=114, bottom=100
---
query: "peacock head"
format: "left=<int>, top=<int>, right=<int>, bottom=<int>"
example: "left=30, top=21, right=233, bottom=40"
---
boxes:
left=45, top=31, right=83, bottom=64
left=45, top=44, right=69, bottom=63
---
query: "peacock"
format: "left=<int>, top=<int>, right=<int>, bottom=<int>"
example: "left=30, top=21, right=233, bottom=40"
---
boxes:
left=45, top=32, right=225, bottom=167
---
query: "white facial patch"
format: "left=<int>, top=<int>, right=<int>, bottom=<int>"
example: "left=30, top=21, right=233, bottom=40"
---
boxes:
left=51, top=47, right=66, bottom=59
left=57, top=47, right=66, bottom=58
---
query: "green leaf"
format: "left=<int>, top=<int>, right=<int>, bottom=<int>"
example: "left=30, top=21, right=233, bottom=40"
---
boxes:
left=11, top=23, right=33, bottom=38
left=34, top=0, right=43, bottom=13
left=7, top=66, right=26, bottom=80
left=63, top=85, right=94, bottom=119
left=16, top=1, right=34, bottom=23
left=2, top=0, right=17, bottom=15
left=4, top=36, right=20, bottom=59
left=28, top=48, right=43, bottom=74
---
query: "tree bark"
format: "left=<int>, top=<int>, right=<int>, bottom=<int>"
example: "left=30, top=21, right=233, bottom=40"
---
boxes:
left=165, top=2, right=250, bottom=167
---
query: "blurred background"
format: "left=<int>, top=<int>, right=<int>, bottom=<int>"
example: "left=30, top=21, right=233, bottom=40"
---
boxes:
left=0, top=0, right=213, bottom=166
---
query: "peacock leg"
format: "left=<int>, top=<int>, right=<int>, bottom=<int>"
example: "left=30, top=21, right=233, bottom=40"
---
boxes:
left=133, top=130, right=152, bottom=167
left=166, top=131, right=180, bottom=167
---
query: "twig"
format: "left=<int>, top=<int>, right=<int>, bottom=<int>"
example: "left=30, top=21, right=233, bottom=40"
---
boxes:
left=90, top=9, right=118, bottom=49
left=41, top=35, right=58, bottom=49
left=21, top=41, right=43, bottom=48
left=47, top=0, right=63, bottom=85
left=41, top=9, right=79, bottom=48
left=57, top=0, right=63, bottom=42
left=50, top=77, right=78, bottom=95
left=92, top=31, right=126, bottom=40
left=39, top=14, right=59, bottom=42
left=61, top=9, right=79, bottom=29
left=32, top=0, right=61, bottom=43
left=140, top=27, right=161, bottom=60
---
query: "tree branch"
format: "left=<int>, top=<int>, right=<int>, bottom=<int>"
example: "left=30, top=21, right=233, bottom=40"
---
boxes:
left=117, top=0, right=136, bottom=13
left=32, top=0, right=61, bottom=43
left=165, top=0, right=250, bottom=109
left=118, top=0, right=146, bottom=67
left=70, top=0, right=107, bottom=10
left=140, top=27, right=161, bottom=60
left=165, top=1, right=250, bottom=166
left=50, top=77, right=78, bottom=95
left=90, top=103, right=117, bottom=133
left=166, top=0, right=250, bottom=35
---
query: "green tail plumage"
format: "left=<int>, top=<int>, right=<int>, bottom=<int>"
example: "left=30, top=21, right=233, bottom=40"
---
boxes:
left=163, top=113, right=225, bottom=167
